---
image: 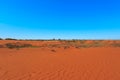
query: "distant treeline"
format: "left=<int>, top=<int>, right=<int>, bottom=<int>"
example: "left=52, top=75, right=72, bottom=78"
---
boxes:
left=0, top=38, right=67, bottom=41
left=0, top=38, right=120, bottom=41
left=0, top=38, right=17, bottom=40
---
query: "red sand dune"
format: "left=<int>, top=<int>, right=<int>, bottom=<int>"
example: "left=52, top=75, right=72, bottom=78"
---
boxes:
left=0, top=40, right=120, bottom=80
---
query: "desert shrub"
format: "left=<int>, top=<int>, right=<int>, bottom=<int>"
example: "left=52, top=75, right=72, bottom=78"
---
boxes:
left=71, top=39, right=76, bottom=42
left=111, top=43, right=120, bottom=47
left=5, top=43, right=33, bottom=49
left=5, top=43, right=18, bottom=49
left=91, top=41, right=102, bottom=47
left=75, top=46, right=80, bottom=48
left=51, top=49, right=56, bottom=52
left=80, top=40, right=86, bottom=44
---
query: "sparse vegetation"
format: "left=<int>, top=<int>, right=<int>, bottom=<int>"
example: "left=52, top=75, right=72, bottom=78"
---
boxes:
left=5, top=43, right=19, bottom=49
left=5, top=43, right=33, bottom=49
left=80, top=40, right=86, bottom=44
left=111, top=43, right=120, bottom=47
left=0, top=39, right=120, bottom=49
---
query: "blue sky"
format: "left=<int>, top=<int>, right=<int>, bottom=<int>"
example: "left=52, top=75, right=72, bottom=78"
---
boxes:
left=0, top=0, right=120, bottom=39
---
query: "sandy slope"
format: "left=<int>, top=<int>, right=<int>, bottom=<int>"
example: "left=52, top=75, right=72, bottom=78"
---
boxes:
left=0, top=47, right=120, bottom=80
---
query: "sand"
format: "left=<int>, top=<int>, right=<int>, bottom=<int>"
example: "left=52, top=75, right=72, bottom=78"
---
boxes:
left=0, top=40, right=120, bottom=80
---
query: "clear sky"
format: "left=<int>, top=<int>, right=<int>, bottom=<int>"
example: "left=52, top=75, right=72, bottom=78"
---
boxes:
left=0, top=0, right=120, bottom=39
